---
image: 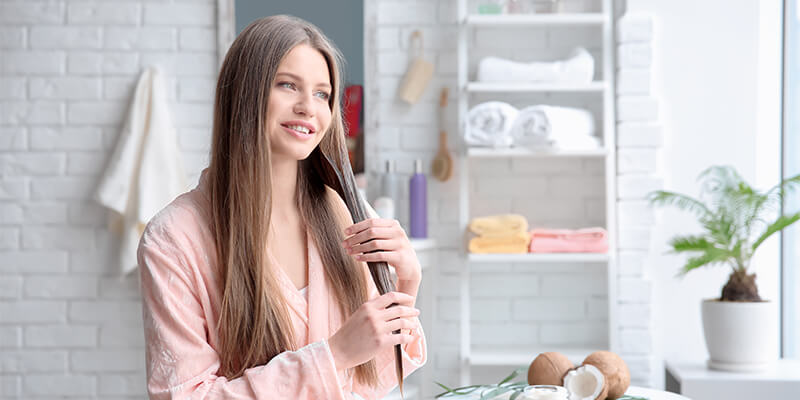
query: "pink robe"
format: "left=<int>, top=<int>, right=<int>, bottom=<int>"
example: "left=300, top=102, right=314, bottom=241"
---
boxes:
left=137, top=168, right=427, bottom=399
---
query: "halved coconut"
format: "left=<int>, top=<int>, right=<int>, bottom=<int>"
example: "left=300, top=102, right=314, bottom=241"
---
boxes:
left=563, top=364, right=608, bottom=400
left=527, top=352, right=574, bottom=386
left=582, top=351, right=630, bottom=399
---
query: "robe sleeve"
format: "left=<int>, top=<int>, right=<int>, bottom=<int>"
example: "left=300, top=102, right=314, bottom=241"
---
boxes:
left=137, top=225, right=347, bottom=400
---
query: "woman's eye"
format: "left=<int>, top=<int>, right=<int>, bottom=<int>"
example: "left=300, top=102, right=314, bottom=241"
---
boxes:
left=278, top=82, right=295, bottom=90
left=315, top=91, right=330, bottom=100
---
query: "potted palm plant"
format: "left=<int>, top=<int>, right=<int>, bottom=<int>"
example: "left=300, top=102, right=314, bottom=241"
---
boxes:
left=648, top=165, right=800, bottom=371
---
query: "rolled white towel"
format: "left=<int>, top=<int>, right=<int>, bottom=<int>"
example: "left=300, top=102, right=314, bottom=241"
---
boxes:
left=477, top=47, right=594, bottom=84
left=466, top=101, right=518, bottom=147
left=510, top=105, right=596, bottom=148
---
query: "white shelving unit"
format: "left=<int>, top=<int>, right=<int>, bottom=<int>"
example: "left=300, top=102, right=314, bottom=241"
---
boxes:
left=456, top=0, right=618, bottom=386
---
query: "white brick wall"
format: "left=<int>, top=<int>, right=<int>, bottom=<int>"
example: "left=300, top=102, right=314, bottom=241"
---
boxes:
left=0, top=1, right=216, bottom=398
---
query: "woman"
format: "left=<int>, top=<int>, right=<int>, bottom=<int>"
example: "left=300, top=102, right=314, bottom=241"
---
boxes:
left=137, top=15, right=426, bottom=399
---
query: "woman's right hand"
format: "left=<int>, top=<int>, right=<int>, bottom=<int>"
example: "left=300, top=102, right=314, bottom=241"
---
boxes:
left=328, top=291, right=420, bottom=370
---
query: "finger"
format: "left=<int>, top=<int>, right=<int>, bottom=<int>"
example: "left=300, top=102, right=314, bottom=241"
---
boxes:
left=348, top=238, right=402, bottom=255
left=344, top=218, right=396, bottom=236
left=385, top=319, right=418, bottom=334
left=380, top=306, right=420, bottom=322
left=342, top=227, right=396, bottom=248
left=385, top=333, right=416, bottom=347
left=371, top=291, right=415, bottom=309
left=353, top=250, right=402, bottom=265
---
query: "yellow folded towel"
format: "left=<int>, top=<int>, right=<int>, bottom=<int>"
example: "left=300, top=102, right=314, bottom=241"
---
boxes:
left=468, top=214, right=529, bottom=238
left=468, top=231, right=531, bottom=254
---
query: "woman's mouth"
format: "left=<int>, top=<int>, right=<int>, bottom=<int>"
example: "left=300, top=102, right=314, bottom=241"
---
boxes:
left=281, top=123, right=315, bottom=141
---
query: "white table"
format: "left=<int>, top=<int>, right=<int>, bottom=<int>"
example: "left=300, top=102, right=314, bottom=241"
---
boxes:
left=665, top=359, right=800, bottom=400
left=437, top=386, right=690, bottom=399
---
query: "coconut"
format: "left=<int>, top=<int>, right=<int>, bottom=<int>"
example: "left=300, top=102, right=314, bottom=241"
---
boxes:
left=563, top=364, right=608, bottom=400
left=582, top=351, right=631, bottom=399
left=527, top=352, right=574, bottom=386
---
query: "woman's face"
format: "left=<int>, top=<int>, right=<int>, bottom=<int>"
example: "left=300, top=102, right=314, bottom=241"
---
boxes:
left=266, top=43, right=333, bottom=162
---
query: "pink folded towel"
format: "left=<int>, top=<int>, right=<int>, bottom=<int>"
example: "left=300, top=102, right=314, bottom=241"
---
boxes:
left=529, top=227, right=608, bottom=253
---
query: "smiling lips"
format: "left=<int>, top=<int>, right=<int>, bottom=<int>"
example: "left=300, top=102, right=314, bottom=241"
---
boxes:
left=281, top=120, right=316, bottom=135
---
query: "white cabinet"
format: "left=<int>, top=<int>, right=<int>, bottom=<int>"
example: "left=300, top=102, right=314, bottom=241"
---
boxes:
left=455, top=0, right=618, bottom=385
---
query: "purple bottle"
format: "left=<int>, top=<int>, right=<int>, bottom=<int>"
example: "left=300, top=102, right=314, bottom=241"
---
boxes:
left=409, top=159, right=427, bottom=238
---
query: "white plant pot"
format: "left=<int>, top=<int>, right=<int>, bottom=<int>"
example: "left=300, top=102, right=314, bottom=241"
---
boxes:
left=701, top=299, right=778, bottom=372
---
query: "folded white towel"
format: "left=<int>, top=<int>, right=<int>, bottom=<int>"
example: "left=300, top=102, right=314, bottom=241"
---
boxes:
left=477, top=47, right=595, bottom=84
left=466, top=101, right=518, bottom=147
left=93, top=65, right=188, bottom=276
left=510, top=105, right=598, bottom=150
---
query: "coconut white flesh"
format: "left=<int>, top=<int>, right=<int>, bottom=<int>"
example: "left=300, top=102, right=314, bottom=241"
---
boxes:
left=563, top=365, right=605, bottom=400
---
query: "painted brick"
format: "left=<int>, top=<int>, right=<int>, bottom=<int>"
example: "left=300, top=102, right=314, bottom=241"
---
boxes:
left=0, top=153, right=66, bottom=176
left=25, top=325, right=97, bottom=348
left=68, top=101, right=126, bottom=125
left=30, top=126, right=103, bottom=151
left=0, top=228, right=20, bottom=250
left=377, top=27, right=399, bottom=50
left=540, top=273, right=607, bottom=297
left=617, top=68, right=650, bottom=94
left=179, top=27, right=215, bottom=51
left=618, top=14, right=653, bottom=43
left=617, top=174, right=663, bottom=199
left=0, top=101, right=64, bottom=125
left=99, top=373, right=147, bottom=396
left=619, top=227, right=652, bottom=250
left=22, top=226, right=95, bottom=250
left=618, top=148, right=659, bottom=174
left=25, top=276, right=99, bottom=299
left=511, top=298, right=586, bottom=321
left=102, top=52, right=140, bottom=75
left=0, top=203, right=23, bottom=224
left=178, top=77, right=215, bottom=101
left=71, top=349, right=145, bottom=372
left=0, top=77, right=26, bottom=99
left=438, top=298, right=511, bottom=322
left=0, top=127, right=27, bottom=150
left=0, top=251, right=68, bottom=274
left=144, top=3, right=215, bottom=26
left=618, top=277, right=653, bottom=303
left=472, top=322, right=539, bottom=346
left=0, top=276, right=22, bottom=299
left=0, top=326, right=21, bottom=348
left=69, top=301, right=143, bottom=324
left=618, top=96, right=659, bottom=122
left=105, top=27, right=177, bottom=50
left=141, top=52, right=216, bottom=76
left=100, top=325, right=145, bottom=348
left=471, top=273, right=539, bottom=297
left=30, top=26, right=101, bottom=49
left=0, top=2, right=63, bottom=24
left=68, top=2, right=141, bottom=25
left=23, top=374, right=95, bottom=396
left=618, top=43, right=652, bottom=68
left=617, top=123, right=663, bottom=148
left=178, top=128, right=212, bottom=151
left=68, top=51, right=103, bottom=74
left=619, top=329, right=652, bottom=354
left=0, top=178, right=27, bottom=200
left=1, top=350, right=68, bottom=373
left=377, top=1, right=437, bottom=25
left=540, top=321, right=608, bottom=345
left=618, top=304, right=651, bottom=328
left=0, top=301, right=66, bottom=323
left=30, top=176, right=94, bottom=200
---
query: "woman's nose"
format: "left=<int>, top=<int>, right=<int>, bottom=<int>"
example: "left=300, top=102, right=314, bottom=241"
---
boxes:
left=293, top=91, right=314, bottom=117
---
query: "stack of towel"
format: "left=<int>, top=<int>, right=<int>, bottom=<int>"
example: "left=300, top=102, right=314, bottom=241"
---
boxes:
left=468, top=214, right=531, bottom=254
left=476, top=47, right=595, bottom=84
left=529, top=227, right=608, bottom=253
left=466, top=102, right=599, bottom=151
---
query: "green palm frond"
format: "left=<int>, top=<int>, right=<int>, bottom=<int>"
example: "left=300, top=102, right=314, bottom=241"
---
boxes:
left=647, top=190, right=711, bottom=218
left=752, top=212, right=800, bottom=252
left=649, top=165, right=800, bottom=277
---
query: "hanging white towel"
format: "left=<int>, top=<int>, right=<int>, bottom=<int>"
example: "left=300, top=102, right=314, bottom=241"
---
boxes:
left=93, top=65, right=188, bottom=276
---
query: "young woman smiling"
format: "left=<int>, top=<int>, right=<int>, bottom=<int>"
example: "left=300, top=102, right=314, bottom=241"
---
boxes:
left=137, top=15, right=426, bottom=399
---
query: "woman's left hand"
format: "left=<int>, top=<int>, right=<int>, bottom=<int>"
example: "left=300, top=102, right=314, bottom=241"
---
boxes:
left=342, top=218, right=422, bottom=284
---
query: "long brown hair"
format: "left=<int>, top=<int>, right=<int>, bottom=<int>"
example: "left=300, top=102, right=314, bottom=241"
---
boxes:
left=208, top=15, right=394, bottom=386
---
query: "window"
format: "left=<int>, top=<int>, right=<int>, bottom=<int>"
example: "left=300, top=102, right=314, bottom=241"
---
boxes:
left=782, top=0, right=799, bottom=359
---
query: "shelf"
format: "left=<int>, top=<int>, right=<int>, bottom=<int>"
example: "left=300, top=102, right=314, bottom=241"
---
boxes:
left=469, top=346, right=604, bottom=366
left=467, top=252, right=609, bottom=263
left=410, top=238, right=437, bottom=252
left=466, top=81, right=606, bottom=93
left=466, top=147, right=608, bottom=158
left=382, top=383, right=420, bottom=400
left=465, top=13, right=605, bottom=26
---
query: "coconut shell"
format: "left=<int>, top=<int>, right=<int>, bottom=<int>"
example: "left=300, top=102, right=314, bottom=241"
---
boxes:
left=564, top=364, right=608, bottom=400
left=527, top=352, right=574, bottom=386
left=582, top=351, right=631, bottom=399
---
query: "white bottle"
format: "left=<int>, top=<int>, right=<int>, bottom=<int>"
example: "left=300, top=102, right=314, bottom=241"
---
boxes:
left=373, top=197, right=395, bottom=220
